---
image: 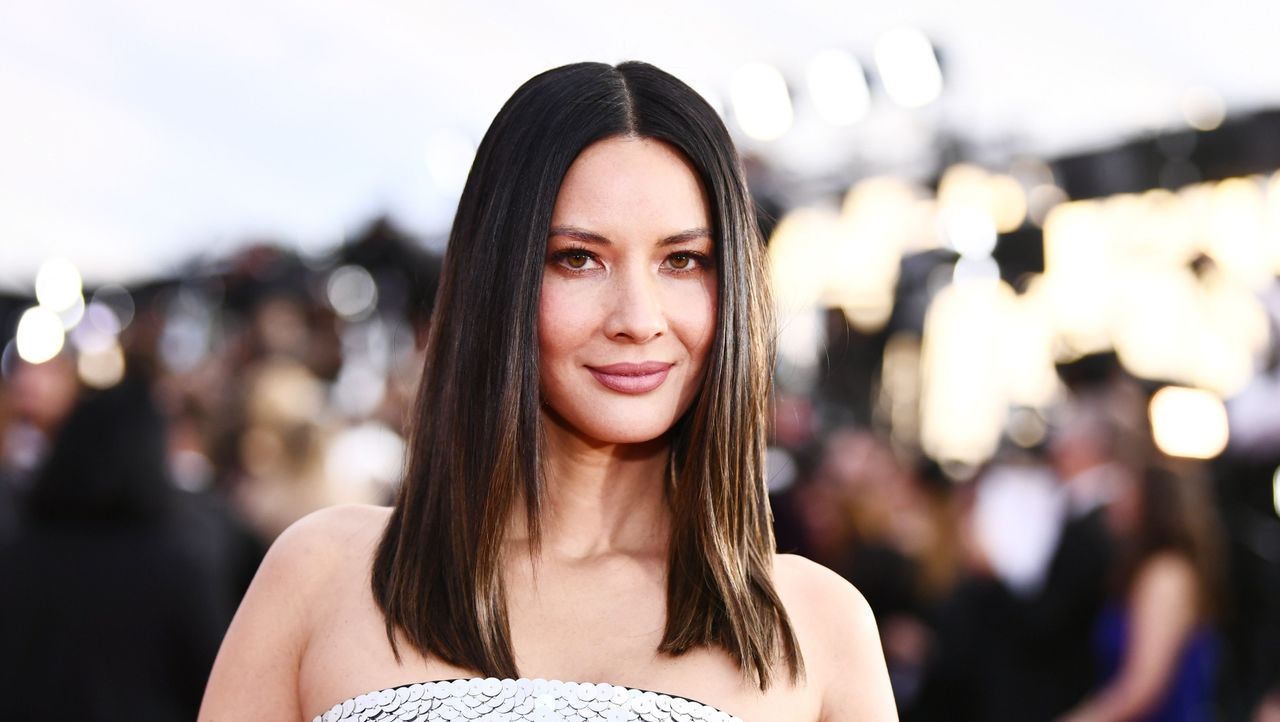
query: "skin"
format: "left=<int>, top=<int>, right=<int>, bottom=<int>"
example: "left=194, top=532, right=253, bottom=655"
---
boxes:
left=198, top=136, right=897, bottom=722
left=1255, top=692, right=1280, bottom=722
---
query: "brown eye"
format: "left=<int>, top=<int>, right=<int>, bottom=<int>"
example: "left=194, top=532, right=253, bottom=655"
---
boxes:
left=668, top=254, right=691, bottom=270
left=565, top=253, right=589, bottom=269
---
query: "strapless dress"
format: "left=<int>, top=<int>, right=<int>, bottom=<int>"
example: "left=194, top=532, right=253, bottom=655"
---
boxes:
left=311, top=677, right=744, bottom=722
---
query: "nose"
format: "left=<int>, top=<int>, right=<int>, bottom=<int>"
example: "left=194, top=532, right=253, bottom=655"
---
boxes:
left=603, top=266, right=667, bottom=343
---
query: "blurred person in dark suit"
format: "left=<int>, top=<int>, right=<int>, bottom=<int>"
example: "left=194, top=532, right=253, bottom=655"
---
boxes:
left=910, top=388, right=1144, bottom=722
left=0, top=369, right=244, bottom=721
left=1018, top=390, right=1145, bottom=715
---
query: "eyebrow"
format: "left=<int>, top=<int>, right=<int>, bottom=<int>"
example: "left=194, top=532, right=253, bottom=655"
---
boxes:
left=548, top=225, right=712, bottom=247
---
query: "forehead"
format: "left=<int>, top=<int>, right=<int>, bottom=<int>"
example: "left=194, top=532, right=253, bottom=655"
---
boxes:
left=551, top=136, right=711, bottom=234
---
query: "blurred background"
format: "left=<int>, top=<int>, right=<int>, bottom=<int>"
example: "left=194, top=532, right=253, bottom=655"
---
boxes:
left=2, top=1, right=1280, bottom=720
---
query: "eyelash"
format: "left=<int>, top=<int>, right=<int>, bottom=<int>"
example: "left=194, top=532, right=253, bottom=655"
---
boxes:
left=548, top=246, right=713, bottom=275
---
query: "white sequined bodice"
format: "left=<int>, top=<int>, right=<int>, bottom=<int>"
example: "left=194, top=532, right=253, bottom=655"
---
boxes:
left=312, top=677, right=744, bottom=722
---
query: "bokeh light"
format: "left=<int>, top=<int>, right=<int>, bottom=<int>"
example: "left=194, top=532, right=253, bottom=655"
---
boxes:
left=1206, top=177, right=1270, bottom=289
left=1273, top=466, right=1280, bottom=519
left=34, top=257, right=83, bottom=313
left=874, top=27, right=944, bottom=108
left=1109, top=269, right=1200, bottom=386
left=1181, top=86, right=1226, bottom=131
left=326, top=265, right=379, bottom=321
left=57, top=294, right=85, bottom=330
left=91, top=285, right=136, bottom=330
left=1000, top=284, right=1060, bottom=408
left=938, top=165, right=999, bottom=256
left=324, top=421, right=405, bottom=499
left=69, top=304, right=120, bottom=355
left=1027, top=184, right=1068, bottom=227
left=944, top=207, right=997, bottom=259
left=77, top=341, right=126, bottom=389
left=1148, top=386, right=1229, bottom=459
left=768, top=206, right=841, bottom=311
left=1041, top=202, right=1113, bottom=358
left=920, top=280, right=1018, bottom=467
left=1007, top=407, right=1049, bottom=448
left=833, top=178, right=920, bottom=331
left=989, top=174, right=1028, bottom=233
left=16, top=306, right=66, bottom=364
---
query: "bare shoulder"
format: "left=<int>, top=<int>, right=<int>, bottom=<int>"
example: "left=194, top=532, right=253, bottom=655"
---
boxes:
left=260, top=503, right=394, bottom=628
left=772, top=553, right=872, bottom=620
left=772, top=554, right=899, bottom=721
left=1134, top=551, right=1196, bottom=589
left=279, top=503, right=393, bottom=566
left=198, top=504, right=392, bottom=721
left=772, top=553, right=882, bottom=651
left=249, top=503, right=392, bottom=597
left=1130, top=551, right=1198, bottom=613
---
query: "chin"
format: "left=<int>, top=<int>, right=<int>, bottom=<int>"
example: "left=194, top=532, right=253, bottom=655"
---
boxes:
left=593, top=423, right=674, bottom=446
left=543, top=403, right=686, bottom=448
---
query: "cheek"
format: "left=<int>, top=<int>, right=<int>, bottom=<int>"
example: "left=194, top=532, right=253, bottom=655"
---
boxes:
left=537, top=286, right=561, bottom=364
left=678, top=275, right=718, bottom=362
left=538, top=277, right=590, bottom=365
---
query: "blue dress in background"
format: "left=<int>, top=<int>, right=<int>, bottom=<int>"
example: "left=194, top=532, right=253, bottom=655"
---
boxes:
left=1093, top=602, right=1218, bottom=722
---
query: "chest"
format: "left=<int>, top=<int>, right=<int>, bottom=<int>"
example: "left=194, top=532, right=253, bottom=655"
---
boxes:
left=504, top=557, right=670, bottom=669
left=296, top=565, right=819, bottom=722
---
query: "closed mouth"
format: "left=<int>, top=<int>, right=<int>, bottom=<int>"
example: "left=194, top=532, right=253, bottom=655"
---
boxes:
left=586, top=362, right=674, bottom=393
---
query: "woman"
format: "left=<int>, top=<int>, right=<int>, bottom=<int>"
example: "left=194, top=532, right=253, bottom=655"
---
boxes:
left=200, top=60, right=896, bottom=722
left=1058, top=464, right=1223, bottom=722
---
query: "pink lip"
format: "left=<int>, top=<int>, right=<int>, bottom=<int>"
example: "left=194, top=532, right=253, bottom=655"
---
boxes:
left=586, top=362, right=674, bottom=394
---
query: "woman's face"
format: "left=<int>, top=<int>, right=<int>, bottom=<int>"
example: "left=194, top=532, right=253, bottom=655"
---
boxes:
left=538, top=136, right=717, bottom=446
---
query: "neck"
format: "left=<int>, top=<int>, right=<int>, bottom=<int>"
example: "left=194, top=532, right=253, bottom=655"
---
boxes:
left=516, top=409, right=673, bottom=561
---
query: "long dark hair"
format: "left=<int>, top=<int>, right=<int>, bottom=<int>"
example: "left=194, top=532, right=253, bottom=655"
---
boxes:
left=371, top=60, right=802, bottom=689
left=1113, top=463, right=1225, bottom=620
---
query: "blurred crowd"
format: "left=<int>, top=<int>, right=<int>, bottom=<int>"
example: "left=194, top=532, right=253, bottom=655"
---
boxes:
left=769, top=370, right=1280, bottom=721
left=1, top=216, right=1279, bottom=722
left=0, top=219, right=437, bottom=719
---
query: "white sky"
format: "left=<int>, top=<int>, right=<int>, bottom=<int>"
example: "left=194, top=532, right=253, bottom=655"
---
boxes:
left=2, top=0, right=1278, bottom=290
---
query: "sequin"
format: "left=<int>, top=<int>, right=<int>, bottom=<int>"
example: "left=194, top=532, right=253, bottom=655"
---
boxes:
left=312, top=677, right=743, bottom=722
